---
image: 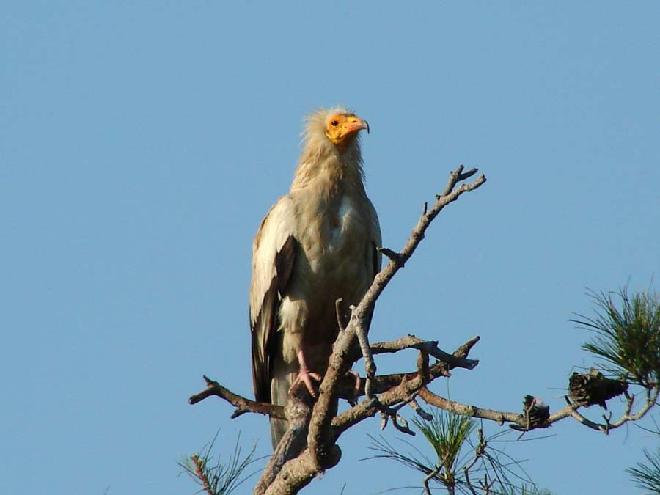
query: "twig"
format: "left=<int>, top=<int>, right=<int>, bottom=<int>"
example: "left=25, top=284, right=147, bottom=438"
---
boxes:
left=189, top=375, right=285, bottom=419
left=189, top=335, right=481, bottom=419
left=419, top=388, right=524, bottom=426
left=191, top=454, right=214, bottom=495
left=419, top=383, right=660, bottom=434
left=557, top=386, right=660, bottom=433
left=355, top=322, right=377, bottom=398
left=378, top=247, right=405, bottom=265
left=424, top=465, right=441, bottom=495
left=366, top=335, right=479, bottom=370
left=330, top=337, right=482, bottom=438
left=410, top=398, right=434, bottom=421
left=463, top=426, right=487, bottom=495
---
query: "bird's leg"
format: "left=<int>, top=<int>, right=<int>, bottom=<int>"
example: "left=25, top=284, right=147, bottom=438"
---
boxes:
left=294, top=349, right=322, bottom=398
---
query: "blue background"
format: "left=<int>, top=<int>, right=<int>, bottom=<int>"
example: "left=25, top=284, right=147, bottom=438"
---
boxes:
left=2, top=2, right=659, bottom=494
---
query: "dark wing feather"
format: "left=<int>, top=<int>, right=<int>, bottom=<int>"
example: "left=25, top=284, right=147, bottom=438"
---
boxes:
left=249, top=198, right=297, bottom=403
left=250, top=278, right=278, bottom=403
left=275, top=235, right=297, bottom=296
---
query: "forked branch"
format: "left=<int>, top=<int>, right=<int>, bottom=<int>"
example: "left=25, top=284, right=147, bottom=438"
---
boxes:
left=189, top=165, right=659, bottom=495
left=190, top=166, right=487, bottom=495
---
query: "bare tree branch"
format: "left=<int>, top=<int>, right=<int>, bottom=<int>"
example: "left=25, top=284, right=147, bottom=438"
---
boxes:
left=188, top=164, right=659, bottom=495
left=189, top=335, right=479, bottom=418
left=418, top=382, right=659, bottom=436
left=189, top=375, right=285, bottom=419
left=418, top=388, right=524, bottom=427
left=556, top=386, right=660, bottom=434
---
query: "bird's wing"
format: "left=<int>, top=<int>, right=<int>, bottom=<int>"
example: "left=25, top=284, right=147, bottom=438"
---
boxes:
left=249, top=196, right=298, bottom=403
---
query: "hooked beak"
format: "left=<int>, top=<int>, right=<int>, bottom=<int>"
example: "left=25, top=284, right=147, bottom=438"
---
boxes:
left=346, top=116, right=370, bottom=135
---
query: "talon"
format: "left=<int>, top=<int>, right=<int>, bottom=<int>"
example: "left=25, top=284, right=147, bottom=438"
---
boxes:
left=294, top=369, right=321, bottom=397
left=294, top=348, right=323, bottom=396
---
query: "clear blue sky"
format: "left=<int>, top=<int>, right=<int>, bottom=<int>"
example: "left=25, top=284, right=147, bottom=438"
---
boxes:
left=2, top=2, right=659, bottom=494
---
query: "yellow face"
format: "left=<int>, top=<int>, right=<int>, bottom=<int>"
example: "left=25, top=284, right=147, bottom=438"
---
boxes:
left=324, top=113, right=369, bottom=145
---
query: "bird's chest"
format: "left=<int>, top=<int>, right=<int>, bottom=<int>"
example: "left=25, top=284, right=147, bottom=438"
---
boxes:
left=303, top=194, right=365, bottom=262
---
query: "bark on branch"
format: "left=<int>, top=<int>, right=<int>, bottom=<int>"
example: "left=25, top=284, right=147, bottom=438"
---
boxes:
left=188, top=335, right=478, bottom=417
left=189, top=375, right=285, bottom=419
left=417, top=381, right=659, bottom=434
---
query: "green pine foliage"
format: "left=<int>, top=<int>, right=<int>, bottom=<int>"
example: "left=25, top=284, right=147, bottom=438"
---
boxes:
left=412, top=410, right=475, bottom=486
left=180, top=432, right=258, bottom=495
left=574, top=287, right=660, bottom=386
left=367, top=409, right=551, bottom=494
left=627, top=448, right=660, bottom=494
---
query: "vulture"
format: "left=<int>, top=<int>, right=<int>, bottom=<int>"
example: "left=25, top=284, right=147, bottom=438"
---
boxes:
left=249, top=108, right=381, bottom=447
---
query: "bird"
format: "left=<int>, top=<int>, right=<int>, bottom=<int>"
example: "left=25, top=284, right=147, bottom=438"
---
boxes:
left=249, top=107, right=381, bottom=447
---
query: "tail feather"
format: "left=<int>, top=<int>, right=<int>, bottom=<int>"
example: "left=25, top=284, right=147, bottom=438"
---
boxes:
left=270, top=364, right=295, bottom=448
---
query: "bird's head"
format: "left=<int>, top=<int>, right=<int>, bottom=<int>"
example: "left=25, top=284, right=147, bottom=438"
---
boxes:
left=324, top=112, right=370, bottom=146
left=303, top=107, right=369, bottom=154
left=295, top=107, right=368, bottom=187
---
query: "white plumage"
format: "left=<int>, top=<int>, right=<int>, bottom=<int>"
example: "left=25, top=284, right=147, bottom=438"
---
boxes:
left=249, top=108, right=381, bottom=446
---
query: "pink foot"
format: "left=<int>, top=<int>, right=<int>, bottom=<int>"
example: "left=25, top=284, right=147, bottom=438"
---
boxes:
left=293, top=368, right=322, bottom=397
left=294, top=349, right=322, bottom=397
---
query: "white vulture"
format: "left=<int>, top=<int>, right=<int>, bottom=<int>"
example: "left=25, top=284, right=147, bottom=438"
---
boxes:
left=249, top=108, right=381, bottom=447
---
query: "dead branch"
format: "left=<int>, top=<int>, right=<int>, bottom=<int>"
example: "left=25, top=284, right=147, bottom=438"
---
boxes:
left=418, top=382, right=660, bottom=436
left=331, top=336, right=480, bottom=437
left=553, top=386, right=660, bottom=434
left=188, top=164, right=659, bottom=494
left=188, top=335, right=480, bottom=420
left=189, top=375, right=285, bottom=419
left=355, top=322, right=377, bottom=398
left=254, top=384, right=317, bottom=494
left=364, top=334, right=479, bottom=370
left=419, top=388, right=524, bottom=426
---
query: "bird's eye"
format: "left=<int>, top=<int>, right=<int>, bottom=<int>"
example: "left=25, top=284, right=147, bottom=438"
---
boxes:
left=330, top=120, right=339, bottom=126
